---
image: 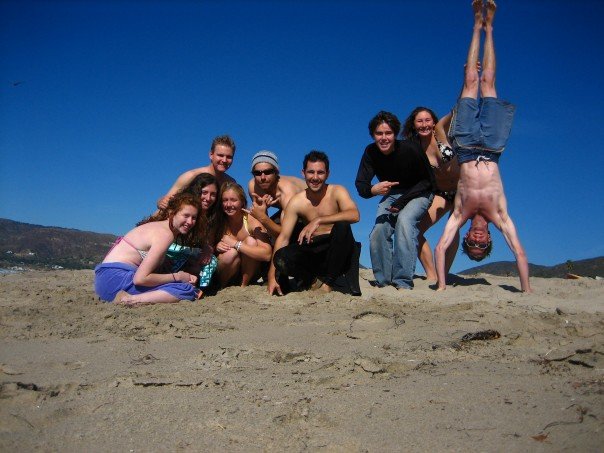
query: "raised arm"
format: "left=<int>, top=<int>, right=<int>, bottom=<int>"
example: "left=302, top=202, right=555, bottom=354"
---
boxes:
left=434, top=112, right=452, bottom=144
left=157, top=169, right=204, bottom=210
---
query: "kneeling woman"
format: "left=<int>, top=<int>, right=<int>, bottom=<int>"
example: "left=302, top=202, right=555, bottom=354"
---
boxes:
left=215, top=182, right=272, bottom=287
left=95, top=193, right=205, bottom=306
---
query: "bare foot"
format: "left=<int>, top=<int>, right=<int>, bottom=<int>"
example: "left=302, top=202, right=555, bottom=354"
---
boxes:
left=310, top=278, right=323, bottom=290
left=472, top=0, right=484, bottom=27
left=485, top=0, right=496, bottom=27
left=116, top=294, right=148, bottom=307
left=112, top=290, right=130, bottom=303
left=319, top=283, right=332, bottom=293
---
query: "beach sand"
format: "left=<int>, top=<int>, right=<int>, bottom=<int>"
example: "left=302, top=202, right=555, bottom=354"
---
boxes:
left=1, top=269, right=603, bottom=451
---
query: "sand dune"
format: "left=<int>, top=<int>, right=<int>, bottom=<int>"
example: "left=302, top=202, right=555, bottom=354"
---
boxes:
left=1, top=269, right=602, bottom=451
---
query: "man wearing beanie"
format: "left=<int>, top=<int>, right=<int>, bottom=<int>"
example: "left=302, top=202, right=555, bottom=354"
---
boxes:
left=246, top=150, right=306, bottom=240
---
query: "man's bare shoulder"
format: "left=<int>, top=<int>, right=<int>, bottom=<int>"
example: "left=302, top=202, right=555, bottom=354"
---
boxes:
left=279, top=175, right=306, bottom=192
left=183, top=165, right=214, bottom=179
left=287, top=188, right=310, bottom=208
left=328, top=183, right=354, bottom=198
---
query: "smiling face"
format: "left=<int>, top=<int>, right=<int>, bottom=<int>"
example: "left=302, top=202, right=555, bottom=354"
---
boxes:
left=302, top=160, right=329, bottom=193
left=252, top=163, right=278, bottom=191
left=209, top=144, right=234, bottom=174
left=221, top=188, right=244, bottom=216
left=172, top=204, right=198, bottom=235
left=463, top=216, right=492, bottom=260
left=413, top=110, right=436, bottom=139
left=372, top=122, right=396, bottom=155
left=199, top=183, right=218, bottom=212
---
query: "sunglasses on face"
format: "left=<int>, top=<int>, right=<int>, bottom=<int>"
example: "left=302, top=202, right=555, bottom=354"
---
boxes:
left=464, top=238, right=489, bottom=250
left=252, top=169, right=276, bottom=176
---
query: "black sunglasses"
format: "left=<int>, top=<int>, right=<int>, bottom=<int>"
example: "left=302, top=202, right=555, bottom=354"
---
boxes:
left=252, top=169, right=276, bottom=176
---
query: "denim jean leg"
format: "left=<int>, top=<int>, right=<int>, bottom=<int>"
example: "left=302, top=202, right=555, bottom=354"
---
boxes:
left=369, top=194, right=397, bottom=286
left=391, top=194, right=432, bottom=289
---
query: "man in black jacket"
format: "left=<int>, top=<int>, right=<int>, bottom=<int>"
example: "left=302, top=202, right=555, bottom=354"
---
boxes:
left=355, top=111, right=433, bottom=290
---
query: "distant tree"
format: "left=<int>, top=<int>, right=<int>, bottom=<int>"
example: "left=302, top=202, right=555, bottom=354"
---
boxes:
left=566, top=259, right=574, bottom=273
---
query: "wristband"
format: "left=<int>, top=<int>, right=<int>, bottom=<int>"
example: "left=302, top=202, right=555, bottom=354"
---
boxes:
left=172, top=273, right=176, bottom=282
left=235, top=241, right=242, bottom=252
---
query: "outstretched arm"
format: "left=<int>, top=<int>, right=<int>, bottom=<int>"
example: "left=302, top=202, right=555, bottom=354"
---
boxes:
left=434, top=210, right=464, bottom=290
left=157, top=169, right=203, bottom=209
left=498, top=215, right=531, bottom=293
left=267, top=201, right=299, bottom=295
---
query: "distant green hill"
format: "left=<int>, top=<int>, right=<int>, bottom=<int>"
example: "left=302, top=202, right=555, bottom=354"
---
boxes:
left=0, top=218, right=116, bottom=270
left=458, top=257, right=604, bottom=279
left=1, top=218, right=603, bottom=277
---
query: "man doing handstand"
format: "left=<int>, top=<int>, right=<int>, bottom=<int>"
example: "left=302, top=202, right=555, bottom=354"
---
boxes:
left=434, top=0, right=531, bottom=292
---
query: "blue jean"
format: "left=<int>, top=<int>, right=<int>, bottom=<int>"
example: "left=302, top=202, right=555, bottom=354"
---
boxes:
left=369, top=190, right=432, bottom=289
left=450, top=97, right=515, bottom=154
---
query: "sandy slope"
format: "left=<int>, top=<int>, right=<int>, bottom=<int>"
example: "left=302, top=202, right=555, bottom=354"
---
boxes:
left=1, top=269, right=603, bottom=451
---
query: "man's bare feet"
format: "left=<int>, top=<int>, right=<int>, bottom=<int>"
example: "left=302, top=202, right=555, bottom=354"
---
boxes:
left=485, top=0, right=496, bottom=27
left=310, top=278, right=332, bottom=293
left=319, top=283, right=332, bottom=293
left=472, top=0, right=484, bottom=27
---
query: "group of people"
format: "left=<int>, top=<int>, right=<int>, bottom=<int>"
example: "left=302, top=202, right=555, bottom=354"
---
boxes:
left=94, top=0, right=531, bottom=307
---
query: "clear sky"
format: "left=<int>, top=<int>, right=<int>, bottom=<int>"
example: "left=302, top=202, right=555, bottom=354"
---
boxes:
left=1, top=0, right=603, bottom=271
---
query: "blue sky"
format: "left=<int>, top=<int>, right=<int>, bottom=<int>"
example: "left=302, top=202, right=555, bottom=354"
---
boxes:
left=1, top=0, right=603, bottom=271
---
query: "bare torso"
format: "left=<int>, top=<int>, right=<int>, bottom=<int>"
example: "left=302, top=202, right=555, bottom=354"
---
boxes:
left=292, top=185, right=343, bottom=236
left=456, top=160, right=506, bottom=227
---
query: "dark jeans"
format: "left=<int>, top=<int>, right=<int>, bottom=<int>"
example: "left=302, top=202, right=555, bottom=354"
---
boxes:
left=273, top=222, right=355, bottom=288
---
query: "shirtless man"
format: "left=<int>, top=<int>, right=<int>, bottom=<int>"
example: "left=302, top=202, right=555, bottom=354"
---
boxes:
left=157, top=135, right=236, bottom=210
left=434, top=0, right=531, bottom=292
left=267, top=151, right=360, bottom=295
left=245, top=150, right=306, bottom=240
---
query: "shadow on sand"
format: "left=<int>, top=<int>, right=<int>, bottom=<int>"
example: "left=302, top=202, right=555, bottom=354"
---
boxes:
left=498, top=284, right=522, bottom=293
left=448, top=274, right=491, bottom=287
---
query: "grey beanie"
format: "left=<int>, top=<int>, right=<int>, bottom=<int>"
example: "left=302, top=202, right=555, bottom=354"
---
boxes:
left=251, top=150, right=279, bottom=172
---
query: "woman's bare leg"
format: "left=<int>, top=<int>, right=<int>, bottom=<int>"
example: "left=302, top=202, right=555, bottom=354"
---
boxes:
left=481, top=0, right=497, bottom=98
left=240, top=236, right=260, bottom=286
left=460, top=0, right=484, bottom=99
left=217, top=249, right=241, bottom=287
left=116, top=290, right=179, bottom=307
left=418, top=196, right=450, bottom=281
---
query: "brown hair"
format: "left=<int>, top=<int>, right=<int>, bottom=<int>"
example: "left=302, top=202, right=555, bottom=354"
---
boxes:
left=211, top=135, right=236, bottom=154
left=138, top=193, right=206, bottom=247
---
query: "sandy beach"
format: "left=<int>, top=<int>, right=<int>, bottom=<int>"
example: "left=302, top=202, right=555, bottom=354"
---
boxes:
left=1, top=269, right=603, bottom=451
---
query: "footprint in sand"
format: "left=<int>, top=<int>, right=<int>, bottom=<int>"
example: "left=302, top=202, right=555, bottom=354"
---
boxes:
left=348, top=311, right=403, bottom=339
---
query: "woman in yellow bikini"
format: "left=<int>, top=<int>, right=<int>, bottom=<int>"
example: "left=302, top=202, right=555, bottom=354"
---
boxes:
left=215, top=182, right=272, bottom=287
